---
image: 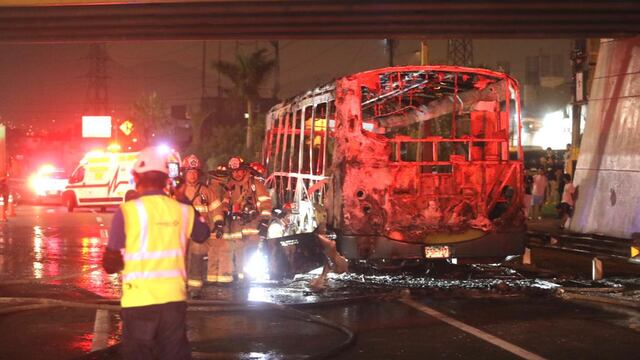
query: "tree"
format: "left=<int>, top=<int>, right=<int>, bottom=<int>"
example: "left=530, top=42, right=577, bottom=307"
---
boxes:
left=188, top=107, right=212, bottom=149
left=132, top=92, right=171, bottom=145
left=213, top=48, right=276, bottom=151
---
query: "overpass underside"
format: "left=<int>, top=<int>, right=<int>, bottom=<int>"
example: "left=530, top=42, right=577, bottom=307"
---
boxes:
left=0, top=0, right=639, bottom=42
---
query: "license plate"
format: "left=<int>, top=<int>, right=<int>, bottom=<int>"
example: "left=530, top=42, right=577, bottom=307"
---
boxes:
left=424, top=245, right=450, bottom=258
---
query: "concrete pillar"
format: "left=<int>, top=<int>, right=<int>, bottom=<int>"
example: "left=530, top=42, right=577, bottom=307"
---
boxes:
left=592, top=257, right=603, bottom=280
left=522, top=247, right=532, bottom=265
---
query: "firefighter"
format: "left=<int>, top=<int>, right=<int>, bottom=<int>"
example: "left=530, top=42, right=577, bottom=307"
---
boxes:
left=219, top=156, right=272, bottom=282
left=248, top=162, right=267, bottom=180
left=206, top=164, right=233, bottom=284
left=181, top=154, right=222, bottom=297
left=102, top=146, right=210, bottom=359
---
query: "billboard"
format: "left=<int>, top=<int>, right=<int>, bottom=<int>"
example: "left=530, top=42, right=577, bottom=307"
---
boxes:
left=82, top=116, right=112, bottom=138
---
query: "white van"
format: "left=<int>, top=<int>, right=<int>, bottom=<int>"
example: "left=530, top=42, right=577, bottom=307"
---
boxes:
left=62, top=151, right=139, bottom=212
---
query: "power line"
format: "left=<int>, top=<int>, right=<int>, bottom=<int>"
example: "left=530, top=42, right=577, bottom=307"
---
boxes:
left=84, top=43, right=110, bottom=114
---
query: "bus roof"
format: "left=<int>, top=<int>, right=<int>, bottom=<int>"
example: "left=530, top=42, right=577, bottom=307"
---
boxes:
left=267, top=65, right=516, bottom=117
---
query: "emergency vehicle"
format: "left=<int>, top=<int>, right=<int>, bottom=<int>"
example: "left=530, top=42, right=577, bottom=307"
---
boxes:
left=62, top=150, right=139, bottom=212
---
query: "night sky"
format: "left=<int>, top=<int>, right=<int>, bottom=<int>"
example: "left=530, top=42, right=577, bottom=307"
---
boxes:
left=0, top=39, right=571, bottom=130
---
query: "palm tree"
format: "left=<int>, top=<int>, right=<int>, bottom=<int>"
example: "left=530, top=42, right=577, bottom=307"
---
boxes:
left=213, top=48, right=276, bottom=150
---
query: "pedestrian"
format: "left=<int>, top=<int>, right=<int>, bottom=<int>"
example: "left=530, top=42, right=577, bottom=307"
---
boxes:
left=563, top=143, right=572, bottom=175
left=558, top=173, right=576, bottom=229
left=523, top=169, right=534, bottom=219
left=530, top=167, right=548, bottom=220
left=546, top=167, right=558, bottom=204
left=102, top=147, right=210, bottom=360
left=539, top=155, right=548, bottom=169
left=555, top=168, right=565, bottom=208
left=545, top=147, right=557, bottom=164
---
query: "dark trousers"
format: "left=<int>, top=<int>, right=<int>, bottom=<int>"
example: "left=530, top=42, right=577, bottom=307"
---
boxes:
left=121, top=301, right=191, bottom=360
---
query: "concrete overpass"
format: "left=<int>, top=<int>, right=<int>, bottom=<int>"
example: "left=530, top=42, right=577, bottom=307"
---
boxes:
left=0, top=1, right=638, bottom=42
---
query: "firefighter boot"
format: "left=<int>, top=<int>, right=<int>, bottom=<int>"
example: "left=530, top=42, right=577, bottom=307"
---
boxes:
left=206, top=238, right=234, bottom=284
left=187, top=253, right=205, bottom=298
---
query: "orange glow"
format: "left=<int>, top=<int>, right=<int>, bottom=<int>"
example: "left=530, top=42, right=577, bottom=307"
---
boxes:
left=107, top=143, right=122, bottom=152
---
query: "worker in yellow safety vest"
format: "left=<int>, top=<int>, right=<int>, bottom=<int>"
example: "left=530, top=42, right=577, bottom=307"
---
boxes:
left=180, top=154, right=224, bottom=297
left=102, top=146, right=210, bottom=360
left=214, top=156, right=272, bottom=282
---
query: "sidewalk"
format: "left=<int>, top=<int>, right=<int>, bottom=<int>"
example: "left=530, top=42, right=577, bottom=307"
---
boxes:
left=526, top=202, right=565, bottom=235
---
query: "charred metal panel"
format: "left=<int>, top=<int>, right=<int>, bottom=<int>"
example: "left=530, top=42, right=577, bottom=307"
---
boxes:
left=264, top=66, right=524, bottom=263
left=568, top=37, right=640, bottom=239
left=330, top=75, right=393, bottom=238
left=328, top=67, right=524, bottom=249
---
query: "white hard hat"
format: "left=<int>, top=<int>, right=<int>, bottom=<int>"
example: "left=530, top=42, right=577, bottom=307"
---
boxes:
left=133, top=147, right=169, bottom=174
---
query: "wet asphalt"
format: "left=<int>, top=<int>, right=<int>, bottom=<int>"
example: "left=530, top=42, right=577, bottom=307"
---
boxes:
left=0, top=205, right=639, bottom=359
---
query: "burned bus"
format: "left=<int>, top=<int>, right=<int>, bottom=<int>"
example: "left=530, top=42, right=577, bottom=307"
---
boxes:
left=262, top=66, right=525, bottom=271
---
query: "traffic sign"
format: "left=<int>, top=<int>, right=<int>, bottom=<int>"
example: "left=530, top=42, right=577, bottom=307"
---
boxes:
left=119, top=120, right=134, bottom=136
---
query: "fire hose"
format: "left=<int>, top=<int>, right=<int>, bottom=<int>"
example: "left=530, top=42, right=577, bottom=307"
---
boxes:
left=0, top=295, right=357, bottom=360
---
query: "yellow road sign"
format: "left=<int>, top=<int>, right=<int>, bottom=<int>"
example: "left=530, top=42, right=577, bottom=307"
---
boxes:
left=631, top=246, right=639, bottom=258
left=119, top=120, right=134, bottom=136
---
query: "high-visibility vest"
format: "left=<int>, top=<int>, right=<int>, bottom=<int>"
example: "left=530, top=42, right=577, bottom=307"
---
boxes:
left=120, top=195, right=195, bottom=308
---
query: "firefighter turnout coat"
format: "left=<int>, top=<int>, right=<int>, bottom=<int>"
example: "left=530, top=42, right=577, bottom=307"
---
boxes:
left=184, top=182, right=223, bottom=288
left=208, top=173, right=272, bottom=280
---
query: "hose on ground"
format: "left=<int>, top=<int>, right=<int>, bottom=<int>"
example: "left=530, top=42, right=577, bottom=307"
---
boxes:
left=0, top=295, right=359, bottom=360
left=557, top=288, right=640, bottom=310
left=0, top=265, right=101, bottom=285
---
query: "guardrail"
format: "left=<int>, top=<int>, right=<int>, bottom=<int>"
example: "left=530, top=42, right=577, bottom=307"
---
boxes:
left=526, top=229, right=640, bottom=280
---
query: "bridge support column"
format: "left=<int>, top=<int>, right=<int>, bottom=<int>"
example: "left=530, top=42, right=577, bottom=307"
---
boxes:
left=592, top=257, right=603, bottom=280
left=522, top=247, right=532, bottom=265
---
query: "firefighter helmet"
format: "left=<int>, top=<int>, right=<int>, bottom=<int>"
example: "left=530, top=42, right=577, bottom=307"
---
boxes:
left=182, top=154, right=202, bottom=171
left=228, top=156, right=244, bottom=170
left=249, top=162, right=266, bottom=177
left=133, top=146, right=169, bottom=174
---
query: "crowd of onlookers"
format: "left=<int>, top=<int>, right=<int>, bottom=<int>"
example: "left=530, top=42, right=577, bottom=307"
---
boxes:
left=523, top=144, right=576, bottom=229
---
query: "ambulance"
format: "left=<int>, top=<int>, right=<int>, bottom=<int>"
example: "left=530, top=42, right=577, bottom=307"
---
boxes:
left=62, top=150, right=139, bottom=212
left=63, top=146, right=182, bottom=212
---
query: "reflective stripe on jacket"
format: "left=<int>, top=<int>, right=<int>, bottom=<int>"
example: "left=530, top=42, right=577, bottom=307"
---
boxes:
left=121, top=195, right=195, bottom=308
